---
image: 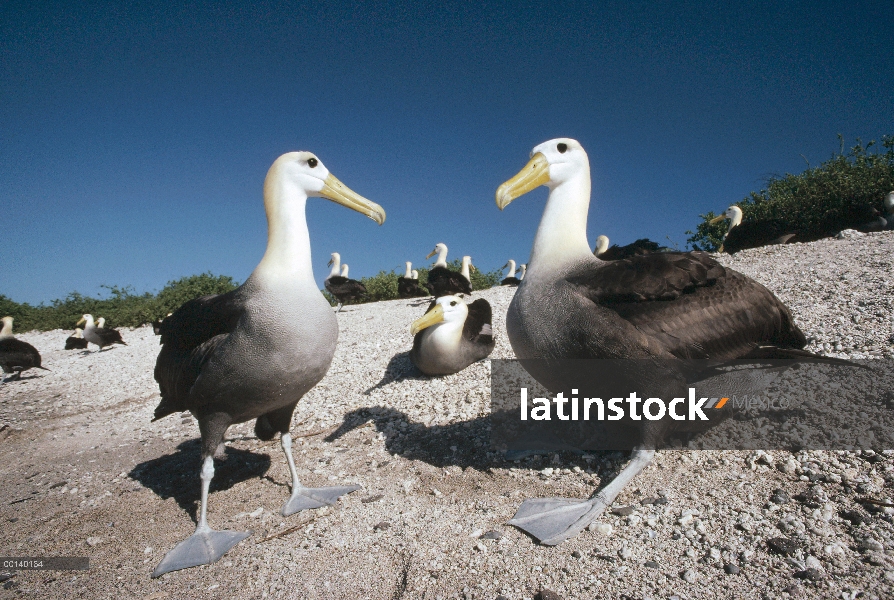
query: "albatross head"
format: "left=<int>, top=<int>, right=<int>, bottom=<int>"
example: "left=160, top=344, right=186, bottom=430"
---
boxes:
left=76, top=314, right=94, bottom=327
left=0, top=316, right=12, bottom=337
left=327, top=252, right=341, bottom=268
left=496, top=138, right=589, bottom=210
left=594, top=235, right=610, bottom=255
left=410, top=296, right=468, bottom=336
left=268, top=152, right=386, bottom=225
left=709, top=206, right=743, bottom=228
left=426, top=243, right=449, bottom=267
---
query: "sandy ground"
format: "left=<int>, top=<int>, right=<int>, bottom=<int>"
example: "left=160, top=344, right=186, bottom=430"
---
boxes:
left=1, top=232, right=893, bottom=599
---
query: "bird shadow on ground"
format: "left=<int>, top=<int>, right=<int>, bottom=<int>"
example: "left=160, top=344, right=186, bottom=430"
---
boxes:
left=364, top=351, right=427, bottom=394
left=129, top=439, right=271, bottom=523
left=325, top=406, right=628, bottom=484
left=1, top=373, right=43, bottom=383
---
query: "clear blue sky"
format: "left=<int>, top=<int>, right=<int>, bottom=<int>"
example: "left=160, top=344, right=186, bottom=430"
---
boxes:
left=2, top=0, right=892, bottom=304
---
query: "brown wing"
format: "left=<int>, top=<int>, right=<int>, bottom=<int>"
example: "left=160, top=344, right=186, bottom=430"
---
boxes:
left=569, top=252, right=806, bottom=359
left=153, top=289, right=244, bottom=420
left=462, top=299, right=493, bottom=345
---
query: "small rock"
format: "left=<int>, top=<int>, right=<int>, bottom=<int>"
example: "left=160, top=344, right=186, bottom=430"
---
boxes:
left=860, top=538, right=884, bottom=553
left=480, top=530, right=502, bottom=540
left=249, top=507, right=264, bottom=518
left=618, top=545, right=632, bottom=560
left=840, top=509, right=868, bottom=525
left=571, top=550, right=583, bottom=559
left=474, top=542, right=487, bottom=553
left=86, top=537, right=101, bottom=547
left=612, top=505, right=635, bottom=516
left=681, top=569, right=697, bottom=583
left=0, top=573, right=14, bottom=583
left=373, top=521, right=391, bottom=531
left=778, top=459, right=800, bottom=474
left=767, top=537, right=801, bottom=556
left=794, top=568, right=823, bottom=581
left=770, top=489, right=791, bottom=504
left=535, top=588, right=564, bottom=600
left=644, top=560, right=660, bottom=569
left=469, top=528, right=484, bottom=538
left=589, top=523, right=612, bottom=536
left=783, top=583, right=804, bottom=597
left=724, top=563, right=740, bottom=575
left=360, top=494, right=384, bottom=504
left=431, top=488, right=442, bottom=497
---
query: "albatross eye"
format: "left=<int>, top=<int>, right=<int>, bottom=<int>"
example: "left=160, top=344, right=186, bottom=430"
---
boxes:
left=307, top=158, right=318, bottom=168
left=557, top=143, right=568, bottom=153
left=450, top=301, right=457, bottom=306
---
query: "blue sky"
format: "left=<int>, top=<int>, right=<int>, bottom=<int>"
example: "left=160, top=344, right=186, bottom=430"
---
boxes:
left=2, top=0, right=892, bottom=304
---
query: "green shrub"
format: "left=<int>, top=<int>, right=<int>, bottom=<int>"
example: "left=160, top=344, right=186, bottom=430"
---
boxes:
left=687, top=135, right=894, bottom=251
left=1, top=272, right=239, bottom=333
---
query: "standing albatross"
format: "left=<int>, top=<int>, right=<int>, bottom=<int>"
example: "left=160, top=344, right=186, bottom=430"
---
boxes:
left=0, top=317, right=48, bottom=381
left=710, top=206, right=797, bottom=254
left=424, top=243, right=473, bottom=297
left=77, top=314, right=126, bottom=350
left=495, top=138, right=817, bottom=546
left=64, top=328, right=89, bottom=350
left=151, top=151, right=385, bottom=577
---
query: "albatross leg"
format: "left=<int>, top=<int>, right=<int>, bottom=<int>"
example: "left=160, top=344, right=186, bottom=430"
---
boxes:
left=508, top=447, right=655, bottom=546
left=152, top=456, right=250, bottom=578
left=280, top=432, right=360, bottom=516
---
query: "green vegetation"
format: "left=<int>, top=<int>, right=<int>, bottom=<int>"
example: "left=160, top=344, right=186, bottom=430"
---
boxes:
left=1, top=273, right=239, bottom=333
left=322, top=259, right=504, bottom=306
left=687, top=135, right=894, bottom=251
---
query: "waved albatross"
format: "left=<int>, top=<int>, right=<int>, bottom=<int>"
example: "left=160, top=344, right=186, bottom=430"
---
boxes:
left=409, top=295, right=494, bottom=375
left=324, top=252, right=368, bottom=311
left=500, top=259, right=521, bottom=286
left=151, top=151, right=385, bottom=577
left=594, top=235, right=666, bottom=260
left=495, top=138, right=823, bottom=545
left=0, top=317, right=48, bottom=381
left=65, top=328, right=89, bottom=350
left=710, top=206, right=797, bottom=254
left=77, top=314, right=126, bottom=350
left=398, top=262, right=429, bottom=298
left=424, top=243, right=473, bottom=297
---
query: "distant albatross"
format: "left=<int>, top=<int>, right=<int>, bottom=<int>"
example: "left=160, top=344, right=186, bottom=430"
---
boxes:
left=409, top=296, right=494, bottom=375
left=424, top=243, right=473, bottom=297
left=324, top=252, right=368, bottom=311
left=151, top=151, right=385, bottom=577
left=710, top=206, right=796, bottom=253
left=398, top=262, right=429, bottom=298
left=77, top=314, right=126, bottom=350
left=594, top=235, right=665, bottom=260
left=64, top=328, right=89, bottom=350
left=0, top=317, right=48, bottom=381
left=495, top=138, right=823, bottom=546
left=500, top=259, right=520, bottom=286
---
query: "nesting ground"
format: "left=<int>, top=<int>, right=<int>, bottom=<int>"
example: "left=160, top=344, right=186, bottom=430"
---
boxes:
left=1, top=231, right=893, bottom=600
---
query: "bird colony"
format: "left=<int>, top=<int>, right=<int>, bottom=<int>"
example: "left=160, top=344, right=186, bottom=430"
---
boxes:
left=1, top=142, right=893, bottom=600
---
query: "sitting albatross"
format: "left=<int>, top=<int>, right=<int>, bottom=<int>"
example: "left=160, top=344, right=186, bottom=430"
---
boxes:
left=495, top=138, right=819, bottom=546
left=709, top=206, right=796, bottom=254
left=398, top=262, right=429, bottom=298
left=0, top=317, right=48, bottom=381
left=518, top=263, right=527, bottom=281
left=150, top=151, right=385, bottom=577
left=77, top=314, right=126, bottom=350
left=64, top=328, right=89, bottom=350
left=409, top=295, right=495, bottom=375
left=500, top=259, right=521, bottom=286
left=324, top=252, right=368, bottom=311
left=424, top=243, right=473, bottom=297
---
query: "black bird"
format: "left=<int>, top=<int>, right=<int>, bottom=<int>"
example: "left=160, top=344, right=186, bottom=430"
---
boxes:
left=64, top=328, right=89, bottom=350
left=594, top=235, right=666, bottom=260
left=324, top=254, right=368, bottom=312
left=425, top=243, right=473, bottom=297
left=1, top=317, right=48, bottom=381
left=710, top=206, right=797, bottom=254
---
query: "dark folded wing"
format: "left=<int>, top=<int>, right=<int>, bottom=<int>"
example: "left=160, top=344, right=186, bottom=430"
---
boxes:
left=463, top=299, right=493, bottom=345
left=153, top=290, right=244, bottom=420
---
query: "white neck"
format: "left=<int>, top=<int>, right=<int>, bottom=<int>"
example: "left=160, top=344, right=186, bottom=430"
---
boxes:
left=460, top=257, right=471, bottom=281
left=528, top=171, right=593, bottom=277
left=255, top=166, right=316, bottom=285
left=434, top=246, right=448, bottom=268
left=505, top=260, right=516, bottom=278
left=729, top=209, right=743, bottom=228
left=404, top=262, right=412, bottom=278
left=519, top=265, right=526, bottom=280
left=341, top=265, right=349, bottom=278
left=0, top=320, right=11, bottom=338
left=327, top=255, right=341, bottom=279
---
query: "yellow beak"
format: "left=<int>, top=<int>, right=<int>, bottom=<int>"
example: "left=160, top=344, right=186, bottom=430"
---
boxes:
left=76, top=317, right=86, bottom=326
left=321, top=173, right=386, bottom=225
left=425, top=249, right=437, bottom=259
left=410, top=304, right=445, bottom=336
left=496, top=152, right=550, bottom=210
left=709, top=214, right=727, bottom=224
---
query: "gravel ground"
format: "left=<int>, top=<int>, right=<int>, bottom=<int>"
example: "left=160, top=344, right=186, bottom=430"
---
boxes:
left=0, top=231, right=892, bottom=600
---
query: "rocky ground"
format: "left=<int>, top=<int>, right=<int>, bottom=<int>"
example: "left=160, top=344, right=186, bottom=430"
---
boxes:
left=0, top=231, right=892, bottom=600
